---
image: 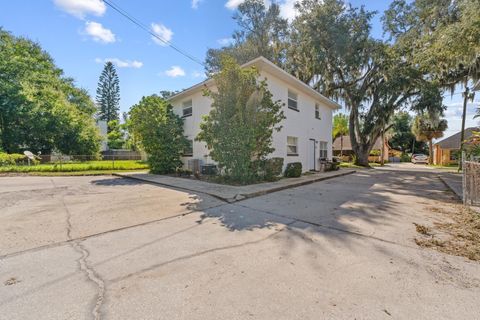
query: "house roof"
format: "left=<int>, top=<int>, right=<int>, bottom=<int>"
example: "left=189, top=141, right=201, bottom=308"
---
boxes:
left=167, top=56, right=341, bottom=110
left=434, top=127, right=478, bottom=149
left=332, top=135, right=384, bottom=151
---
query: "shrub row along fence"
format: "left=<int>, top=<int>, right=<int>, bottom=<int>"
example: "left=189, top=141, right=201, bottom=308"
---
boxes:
left=463, top=161, right=480, bottom=207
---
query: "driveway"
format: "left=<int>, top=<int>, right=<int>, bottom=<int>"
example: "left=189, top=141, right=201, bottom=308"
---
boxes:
left=1, top=171, right=479, bottom=320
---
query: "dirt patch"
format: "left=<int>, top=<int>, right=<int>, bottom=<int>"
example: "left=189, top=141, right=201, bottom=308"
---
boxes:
left=415, top=204, right=480, bottom=261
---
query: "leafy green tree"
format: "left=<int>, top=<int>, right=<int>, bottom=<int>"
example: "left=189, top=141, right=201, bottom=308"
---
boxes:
left=121, top=112, right=139, bottom=151
left=332, top=113, right=349, bottom=156
left=383, top=0, right=480, bottom=87
left=288, top=0, right=426, bottom=166
left=412, top=113, right=448, bottom=164
left=159, top=90, right=179, bottom=100
left=129, top=95, right=187, bottom=174
left=383, top=0, right=480, bottom=165
left=197, top=57, right=285, bottom=184
left=96, top=62, right=120, bottom=130
left=107, top=120, right=125, bottom=149
left=0, top=28, right=100, bottom=155
left=205, top=0, right=289, bottom=73
left=388, top=112, right=427, bottom=154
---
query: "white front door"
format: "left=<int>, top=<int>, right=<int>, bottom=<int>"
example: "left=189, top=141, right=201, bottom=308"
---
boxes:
left=308, top=139, right=316, bottom=171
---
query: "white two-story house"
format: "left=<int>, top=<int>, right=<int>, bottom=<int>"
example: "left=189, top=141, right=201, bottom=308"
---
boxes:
left=168, top=56, right=340, bottom=173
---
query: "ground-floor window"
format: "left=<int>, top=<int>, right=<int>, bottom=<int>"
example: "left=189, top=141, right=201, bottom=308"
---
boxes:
left=183, top=139, right=193, bottom=157
left=319, top=141, right=328, bottom=159
left=287, top=136, right=298, bottom=156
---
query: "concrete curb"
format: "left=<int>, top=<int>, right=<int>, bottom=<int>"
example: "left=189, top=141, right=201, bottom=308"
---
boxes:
left=438, top=175, right=462, bottom=200
left=235, top=170, right=356, bottom=202
left=114, top=170, right=356, bottom=203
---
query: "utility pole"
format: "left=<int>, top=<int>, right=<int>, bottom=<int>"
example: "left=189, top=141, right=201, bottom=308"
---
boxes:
left=459, top=83, right=473, bottom=171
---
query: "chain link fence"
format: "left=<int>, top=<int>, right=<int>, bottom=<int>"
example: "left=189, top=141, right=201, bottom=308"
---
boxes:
left=463, top=160, right=480, bottom=206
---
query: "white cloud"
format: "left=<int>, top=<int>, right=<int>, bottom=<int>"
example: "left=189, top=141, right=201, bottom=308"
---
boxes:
left=53, top=0, right=106, bottom=19
left=151, top=23, right=173, bottom=46
left=84, top=21, right=116, bottom=43
left=217, top=37, right=234, bottom=46
left=225, top=0, right=245, bottom=9
left=95, top=58, right=143, bottom=68
left=165, top=66, right=186, bottom=77
left=192, top=0, right=203, bottom=9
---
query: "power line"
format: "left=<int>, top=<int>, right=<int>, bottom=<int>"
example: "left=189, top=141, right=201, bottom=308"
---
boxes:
left=101, top=0, right=205, bottom=66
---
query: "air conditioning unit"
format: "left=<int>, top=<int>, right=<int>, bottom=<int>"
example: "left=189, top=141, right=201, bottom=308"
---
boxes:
left=187, top=159, right=203, bottom=173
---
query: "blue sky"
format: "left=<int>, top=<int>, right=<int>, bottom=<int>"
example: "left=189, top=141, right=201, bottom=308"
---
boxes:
left=1, top=0, right=478, bottom=138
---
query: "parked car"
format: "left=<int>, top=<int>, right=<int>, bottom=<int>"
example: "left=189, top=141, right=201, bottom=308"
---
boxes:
left=411, top=154, right=428, bottom=164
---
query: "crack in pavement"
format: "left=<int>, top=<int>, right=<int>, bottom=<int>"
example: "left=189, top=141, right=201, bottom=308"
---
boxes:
left=73, top=241, right=106, bottom=320
left=50, top=178, right=106, bottom=320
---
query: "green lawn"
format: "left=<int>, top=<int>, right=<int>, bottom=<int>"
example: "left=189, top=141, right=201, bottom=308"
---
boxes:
left=0, top=160, right=149, bottom=173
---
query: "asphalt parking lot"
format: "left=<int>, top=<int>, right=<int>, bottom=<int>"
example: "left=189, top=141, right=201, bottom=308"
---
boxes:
left=1, top=171, right=479, bottom=319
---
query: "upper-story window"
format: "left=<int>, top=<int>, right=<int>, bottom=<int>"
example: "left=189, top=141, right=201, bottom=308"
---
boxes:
left=315, top=103, right=321, bottom=120
left=288, top=90, right=298, bottom=111
left=182, top=100, right=192, bottom=117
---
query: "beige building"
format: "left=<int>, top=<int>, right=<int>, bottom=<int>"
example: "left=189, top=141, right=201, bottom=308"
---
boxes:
left=433, top=127, right=477, bottom=165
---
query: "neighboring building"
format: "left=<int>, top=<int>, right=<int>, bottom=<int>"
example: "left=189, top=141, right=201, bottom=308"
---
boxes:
left=167, top=56, right=340, bottom=172
left=332, top=135, right=393, bottom=162
left=434, top=127, right=477, bottom=165
left=96, top=119, right=108, bottom=151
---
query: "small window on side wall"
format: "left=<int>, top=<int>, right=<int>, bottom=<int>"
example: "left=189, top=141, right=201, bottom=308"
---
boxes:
left=183, top=139, right=193, bottom=157
left=182, top=100, right=192, bottom=117
left=287, top=136, right=298, bottom=156
left=288, top=90, right=298, bottom=110
left=315, top=103, right=321, bottom=120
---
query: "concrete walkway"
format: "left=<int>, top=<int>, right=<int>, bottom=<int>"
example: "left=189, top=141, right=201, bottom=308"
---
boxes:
left=439, top=173, right=463, bottom=200
left=115, top=169, right=355, bottom=202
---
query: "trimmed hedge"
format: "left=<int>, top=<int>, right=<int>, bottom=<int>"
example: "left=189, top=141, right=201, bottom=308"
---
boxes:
left=0, top=153, right=27, bottom=166
left=284, top=162, right=302, bottom=178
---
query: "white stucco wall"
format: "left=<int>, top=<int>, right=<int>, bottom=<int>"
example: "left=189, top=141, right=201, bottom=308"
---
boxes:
left=170, top=70, right=334, bottom=172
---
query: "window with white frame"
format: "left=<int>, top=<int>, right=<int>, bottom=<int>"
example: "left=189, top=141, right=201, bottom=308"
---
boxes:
left=319, top=141, right=328, bottom=159
left=288, top=90, right=298, bottom=110
left=182, top=100, right=192, bottom=117
left=315, top=103, right=321, bottom=119
left=287, top=136, right=298, bottom=155
left=183, top=139, right=193, bottom=156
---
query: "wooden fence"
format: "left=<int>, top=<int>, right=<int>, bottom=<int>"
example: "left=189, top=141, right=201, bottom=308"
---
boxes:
left=463, top=161, right=480, bottom=206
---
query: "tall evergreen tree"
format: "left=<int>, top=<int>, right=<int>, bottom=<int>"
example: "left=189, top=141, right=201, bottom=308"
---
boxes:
left=96, top=62, right=120, bottom=131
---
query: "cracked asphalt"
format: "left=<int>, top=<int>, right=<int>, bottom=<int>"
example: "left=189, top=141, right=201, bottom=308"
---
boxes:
left=1, top=170, right=479, bottom=320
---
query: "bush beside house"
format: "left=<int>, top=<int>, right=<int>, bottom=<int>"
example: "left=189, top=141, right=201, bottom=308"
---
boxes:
left=284, top=162, right=302, bottom=178
left=196, top=57, right=285, bottom=184
left=129, top=95, right=188, bottom=174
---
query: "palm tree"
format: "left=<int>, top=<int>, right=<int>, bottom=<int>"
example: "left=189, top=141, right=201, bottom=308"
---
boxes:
left=412, top=112, right=448, bottom=165
left=333, top=113, right=349, bottom=157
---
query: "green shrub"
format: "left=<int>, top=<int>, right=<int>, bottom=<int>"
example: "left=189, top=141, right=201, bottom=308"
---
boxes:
left=129, top=95, right=188, bottom=174
left=284, top=162, right=302, bottom=178
left=400, top=153, right=411, bottom=162
left=265, top=157, right=284, bottom=181
left=370, top=149, right=381, bottom=156
left=0, top=153, right=27, bottom=166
